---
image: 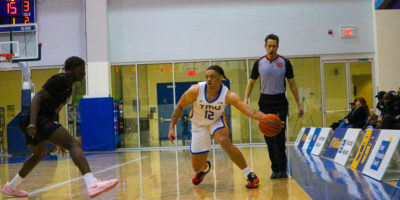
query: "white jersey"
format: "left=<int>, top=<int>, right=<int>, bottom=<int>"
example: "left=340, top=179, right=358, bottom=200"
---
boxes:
left=191, top=81, right=229, bottom=126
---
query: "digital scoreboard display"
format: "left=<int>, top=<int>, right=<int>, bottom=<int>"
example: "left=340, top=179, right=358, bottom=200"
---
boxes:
left=0, top=0, right=35, bottom=24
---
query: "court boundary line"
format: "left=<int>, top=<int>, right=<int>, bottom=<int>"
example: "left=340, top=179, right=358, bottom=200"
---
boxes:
left=28, top=156, right=148, bottom=196
left=117, top=142, right=294, bottom=152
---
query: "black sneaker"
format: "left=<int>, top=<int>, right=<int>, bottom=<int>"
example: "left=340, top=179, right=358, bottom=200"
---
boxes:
left=192, top=161, right=212, bottom=185
left=245, top=172, right=260, bottom=189
left=270, top=172, right=278, bottom=179
left=277, top=172, right=288, bottom=179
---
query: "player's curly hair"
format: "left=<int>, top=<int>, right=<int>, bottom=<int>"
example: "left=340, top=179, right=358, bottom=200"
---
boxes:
left=64, top=56, right=85, bottom=71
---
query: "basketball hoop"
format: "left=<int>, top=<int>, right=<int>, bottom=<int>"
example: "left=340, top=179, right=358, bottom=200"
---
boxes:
left=0, top=53, right=15, bottom=62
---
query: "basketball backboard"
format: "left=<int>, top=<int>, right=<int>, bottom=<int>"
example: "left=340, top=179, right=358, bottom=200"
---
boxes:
left=0, top=23, right=39, bottom=63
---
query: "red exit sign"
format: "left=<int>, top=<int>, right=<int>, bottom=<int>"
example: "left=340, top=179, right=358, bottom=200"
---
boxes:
left=341, top=26, right=356, bottom=38
left=188, top=70, right=196, bottom=76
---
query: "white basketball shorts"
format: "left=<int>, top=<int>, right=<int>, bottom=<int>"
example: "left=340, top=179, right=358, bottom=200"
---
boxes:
left=190, top=116, right=227, bottom=154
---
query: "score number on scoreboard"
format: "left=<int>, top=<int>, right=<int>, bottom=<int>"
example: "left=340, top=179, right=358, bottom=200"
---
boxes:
left=0, top=0, right=35, bottom=24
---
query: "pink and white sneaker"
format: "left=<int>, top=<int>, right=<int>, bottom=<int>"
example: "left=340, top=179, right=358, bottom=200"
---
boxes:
left=2, top=182, right=28, bottom=197
left=87, top=178, right=119, bottom=198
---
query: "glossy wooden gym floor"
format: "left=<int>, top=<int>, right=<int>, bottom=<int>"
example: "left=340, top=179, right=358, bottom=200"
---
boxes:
left=1, top=145, right=399, bottom=199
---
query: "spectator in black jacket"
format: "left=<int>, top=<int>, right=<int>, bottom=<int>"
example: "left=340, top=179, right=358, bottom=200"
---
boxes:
left=381, top=91, right=400, bottom=129
left=330, top=99, right=356, bottom=130
left=338, top=97, right=369, bottom=129
left=375, top=91, right=385, bottom=115
left=364, top=91, right=386, bottom=129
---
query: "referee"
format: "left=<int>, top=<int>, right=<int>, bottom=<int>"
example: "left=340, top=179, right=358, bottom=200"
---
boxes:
left=244, top=34, right=304, bottom=179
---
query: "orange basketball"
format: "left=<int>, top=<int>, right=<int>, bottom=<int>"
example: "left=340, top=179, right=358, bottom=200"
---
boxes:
left=259, top=114, right=282, bottom=137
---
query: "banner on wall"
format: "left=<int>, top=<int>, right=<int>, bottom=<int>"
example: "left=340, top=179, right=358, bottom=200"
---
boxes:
left=375, top=0, right=400, bottom=9
left=294, top=127, right=306, bottom=146
left=351, top=129, right=380, bottom=171
left=302, top=127, right=317, bottom=151
left=311, top=128, right=333, bottom=156
left=322, top=128, right=347, bottom=159
left=297, top=127, right=311, bottom=148
left=334, top=129, right=363, bottom=166
left=362, top=130, right=400, bottom=181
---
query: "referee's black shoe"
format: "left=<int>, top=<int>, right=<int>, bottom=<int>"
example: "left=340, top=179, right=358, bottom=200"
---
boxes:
left=277, top=172, right=288, bottom=179
left=270, top=172, right=278, bottom=179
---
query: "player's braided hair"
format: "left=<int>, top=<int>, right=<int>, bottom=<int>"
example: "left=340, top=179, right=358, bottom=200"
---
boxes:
left=64, top=56, right=85, bottom=71
left=207, top=65, right=229, bottom=80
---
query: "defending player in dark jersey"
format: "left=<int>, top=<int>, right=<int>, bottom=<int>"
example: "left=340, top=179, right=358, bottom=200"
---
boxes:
left=2, top=56, right=118, bottom=198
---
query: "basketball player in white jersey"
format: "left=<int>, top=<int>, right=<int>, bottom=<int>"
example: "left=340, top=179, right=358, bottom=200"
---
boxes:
left=168, top=65, right=265, bottom=189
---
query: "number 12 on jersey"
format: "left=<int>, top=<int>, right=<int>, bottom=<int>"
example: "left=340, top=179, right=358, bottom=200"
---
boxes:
left=205, top=110, right=214, bottom=120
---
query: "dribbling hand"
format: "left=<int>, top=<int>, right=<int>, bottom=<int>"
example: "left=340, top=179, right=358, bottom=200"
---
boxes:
left=168, top=128, right=176, bottom=144
left=274, top=113, right=286, bottom=128
left=26, top=124, right=37, bottom=138
left=281, top=121, right=286, bottom=128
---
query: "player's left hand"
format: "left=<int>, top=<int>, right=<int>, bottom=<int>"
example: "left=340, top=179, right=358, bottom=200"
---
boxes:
left=168, top=128, right=176, bottom=144
left=56, top=146, right=67, bottom=157
left=298, top=105, right=304, bottom=118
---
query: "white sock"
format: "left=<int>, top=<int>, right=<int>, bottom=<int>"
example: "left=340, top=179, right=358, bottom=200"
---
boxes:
left=84, top=173, right=95, bottom=188
left=242, top=167, right=253, bottom=177
left=9, top=173, right=24, bottom=188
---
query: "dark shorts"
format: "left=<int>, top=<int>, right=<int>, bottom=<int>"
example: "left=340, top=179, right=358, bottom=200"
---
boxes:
left=258, top=93, right=288, bottom=108
left=19, top=109, right=61, bottom=146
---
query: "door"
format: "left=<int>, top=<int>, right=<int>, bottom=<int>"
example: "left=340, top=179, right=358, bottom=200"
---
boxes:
left=157, top=82, right=196, bottom=146
left=322, top=60, right=373, bottom=127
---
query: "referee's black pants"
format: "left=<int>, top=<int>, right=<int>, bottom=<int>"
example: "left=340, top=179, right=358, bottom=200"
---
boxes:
left=259, top=93, right=288, bottom=173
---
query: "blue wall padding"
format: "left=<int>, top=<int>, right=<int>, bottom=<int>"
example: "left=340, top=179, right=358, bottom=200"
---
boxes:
left=80, top=97, right=115, bottom=151
left=7, top=112, right=31, bottom=154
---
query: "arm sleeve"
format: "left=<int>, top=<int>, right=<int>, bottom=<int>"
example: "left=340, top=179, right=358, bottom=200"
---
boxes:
left=42, top=75, right=63, bottom=96
left=285, top=59, right=294, bottom=79
left=250, top=60, right=260, bottom=80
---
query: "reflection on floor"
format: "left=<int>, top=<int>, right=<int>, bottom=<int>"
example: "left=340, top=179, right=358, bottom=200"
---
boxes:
left=0, top=146, right=398, bottom=199
left=289, top=147, right=400, bottom=200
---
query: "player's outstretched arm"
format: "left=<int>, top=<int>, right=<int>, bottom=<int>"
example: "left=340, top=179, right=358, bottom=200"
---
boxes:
left=168, top=84, right=198, bottom=144
left=226, top=91, right=265, bottom=121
